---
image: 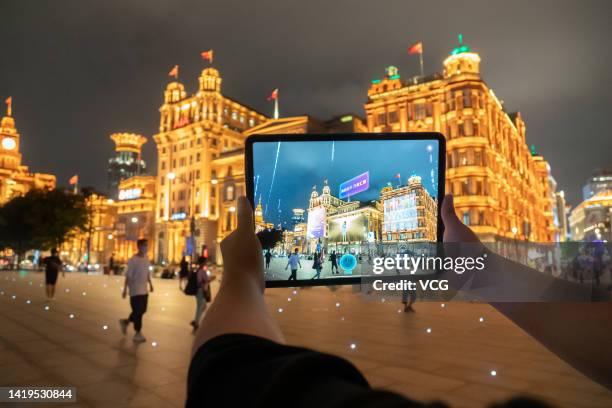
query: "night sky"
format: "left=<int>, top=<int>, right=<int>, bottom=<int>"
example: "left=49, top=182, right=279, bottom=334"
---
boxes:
left=1, top=0, right=610, bottom=205
left=252, top=139, right=439, bottom=226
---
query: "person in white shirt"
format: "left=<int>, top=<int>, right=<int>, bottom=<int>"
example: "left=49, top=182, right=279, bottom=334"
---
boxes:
left=285, top=248, right=302, bottom=281
left=119, top=239, right=154, bottom=343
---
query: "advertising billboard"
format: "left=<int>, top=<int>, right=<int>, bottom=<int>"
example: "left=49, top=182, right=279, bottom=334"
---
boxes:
left=339, top=171, right=369, bottom=199
left=383, top=192, right=418, bottom=232
left=306, top=206, right=326, bottom=239
left=328, top=214, right=369, bottom=243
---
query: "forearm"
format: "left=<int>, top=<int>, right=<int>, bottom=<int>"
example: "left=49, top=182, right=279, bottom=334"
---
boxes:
left=192, top=277, right=284, bottom=356
left=461, top=253, right=611, bottom=389
left=493, top=302, right=612, bottom=390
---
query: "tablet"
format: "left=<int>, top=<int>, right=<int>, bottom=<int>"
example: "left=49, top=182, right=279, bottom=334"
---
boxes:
left=245, top=133, right=446, bottom=287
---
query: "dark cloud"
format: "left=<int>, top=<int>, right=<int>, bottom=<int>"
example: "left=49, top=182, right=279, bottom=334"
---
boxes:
left=0, top=0, right=610, bottom=205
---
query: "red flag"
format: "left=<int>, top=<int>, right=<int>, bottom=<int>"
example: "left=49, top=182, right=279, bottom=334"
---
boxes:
left=168, top=65, right=179, bottom=78
left=267, top=89, right=278, bottom=101
left=408, top=42, right=423, bottom=55
left=201, top=49, right=214, bottom=63
left=394, top=173, right=401, bottom=179
left=69, top=175, right=78, bottom=185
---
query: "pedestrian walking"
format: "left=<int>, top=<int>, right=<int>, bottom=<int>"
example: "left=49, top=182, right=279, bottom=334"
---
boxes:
left=311, top=251, right=323, bottom=279
left=285, top=248, right=301, bottom=281
left=119, top=239, right=154, bottom=343
left=188, top=257, right=216, bottom=332
left=265, top=250, right=272, bottom=270
left=330, top=251, right=338, bottom=274
left=42, top=248, right=63, bottom=301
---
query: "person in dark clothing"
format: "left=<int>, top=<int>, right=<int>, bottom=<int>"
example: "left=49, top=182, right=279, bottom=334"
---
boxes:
left=187, top=197, right=612, bottom=408
left=179, top=256, right=189, bottom=290
left=109, top=253, right=115, bottom=275
left=330, top=251, right=338, bottom=274
left=42, top=248, right=63, bottom=300
left=265, top=250, right=272, bottom=270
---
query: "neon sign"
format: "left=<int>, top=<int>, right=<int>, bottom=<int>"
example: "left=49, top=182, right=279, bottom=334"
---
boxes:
left=339, top=171, right=369, bottom=199
left=118, top=188, right=142, bottom=200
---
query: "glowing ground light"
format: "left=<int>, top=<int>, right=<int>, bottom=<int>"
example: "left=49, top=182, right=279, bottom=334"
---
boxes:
left=65, top=288, right=70, bottom=292
left=441, top=303, right=446, bottom=308
left=287, top=297, right=292, bottom=302
left=490, top=370, right=497, bottom=376
left=44, top=305, right=49, bottom=311
left=0, top=291, right=4, bottom=295
left=335, top=302, right=341, bottom=307
left=292, top=290, right=297, bottom=295
left=341, top=317, right=345, bottom=321
left=278, top=308, right=283, bottom=313
left=350, top=343, right=357, bottom=350
left=381, top=298, right=386, bottom=303
left=102, top=325, right=108, bottom=330
left=426, top=328, right=432, bottom=333
left=82, top=292, right=87, bottom=296
left=69, top=314, right=75, bottom=319
left=11, top=295, right=16, bottom=300
left=26, top=299, right=31, bottom=304
left=479, top=317, right=485, bottom=322
left=151, top=341, right=158, bottom=347
left=398, top=309, right=402, bottom=313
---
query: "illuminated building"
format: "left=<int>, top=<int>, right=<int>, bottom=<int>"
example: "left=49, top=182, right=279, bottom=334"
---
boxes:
left=327, top=201, right=383, bottom=254
left=582, top=167, right=612, bottom=200
left=291, top=208, right=305, bottom=229
left=554, top=191, right=569, bottom=242
left=61, top=192, right=117, bottom=267
left=380, top=175, right=437, bottom=242
left=153, top=68, right=268, bottom=264
left=114, top=175, right=156, bottom=261
left=254, top=198, right=274, bottom=232
left=364, top=40, right=555, bottom=242
left=107, top=133, right=147, bottom=199
left=569, top=190, right=612, bottom=242
left=0, top=100, right=55, bottom=204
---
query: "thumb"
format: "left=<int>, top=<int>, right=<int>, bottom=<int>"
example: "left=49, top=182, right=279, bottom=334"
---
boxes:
left=441, top=194, right=460, bottom=226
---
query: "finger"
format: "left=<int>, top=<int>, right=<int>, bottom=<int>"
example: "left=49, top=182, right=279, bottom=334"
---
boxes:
left=237, top=196, right=254, bottom=230
left=441, top=194, right=459, bottom=225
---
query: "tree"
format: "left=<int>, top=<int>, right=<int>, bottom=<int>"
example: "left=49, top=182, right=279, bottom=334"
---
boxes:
left=0, top=189, right=89, bottom=261
left=256, top=228, right=284, bottom=250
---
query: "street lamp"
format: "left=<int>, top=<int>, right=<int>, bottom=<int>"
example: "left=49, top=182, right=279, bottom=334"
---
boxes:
left=131, top=217, right=138, bottom=224
left=511, top=226, right=519, bottom=262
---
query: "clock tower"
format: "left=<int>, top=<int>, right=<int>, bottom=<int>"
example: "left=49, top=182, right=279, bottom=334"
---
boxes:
left=0, top=97, right=22, bottom=170
left=0, top=97, right=56, bottom=204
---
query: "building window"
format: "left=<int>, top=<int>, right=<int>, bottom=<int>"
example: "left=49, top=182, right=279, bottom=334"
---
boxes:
left=239, top=115, right=245, bottom=123
left=463, top=212, right=470, bottom=225
left=196, top=170, right=201, bottom=179
left=377, top=113, right=386, bottom=125
left=463, top=89, right=472, bottom=108
left=249, top=118, right=255, bottom=127
left=161, top=161, right=166, bottom=170
left=225, top=185, right=234, bottom=201
left=231, top=111, right=238, bottom=120
left=225, top=211, right=232, bottom=231
left=388, top=111, right=398, bottom=123
left=414, top=103, right=426, bottom=120
left=210, top=204, right=216, bottom=216
left=211, top=186, right=216, bottom=198
left=196, top=152, right=201, bottom=162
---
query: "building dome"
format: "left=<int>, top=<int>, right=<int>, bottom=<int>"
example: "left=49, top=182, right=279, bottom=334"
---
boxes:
left=443, top=35, right=481, bottom=79
left=199, top=68, right=222, bottom=92
left=164, top=81, right=186, bottom=104
left=310, top=185, right=319, bottom=198
left=322, top=179, right=331, bottom=195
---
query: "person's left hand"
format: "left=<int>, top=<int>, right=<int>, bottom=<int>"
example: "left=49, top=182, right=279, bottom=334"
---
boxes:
left=219, top=197, right=264, bottom=292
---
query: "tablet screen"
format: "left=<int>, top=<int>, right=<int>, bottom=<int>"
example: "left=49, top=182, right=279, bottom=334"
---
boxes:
left=249, top=136, right=443, bottom=285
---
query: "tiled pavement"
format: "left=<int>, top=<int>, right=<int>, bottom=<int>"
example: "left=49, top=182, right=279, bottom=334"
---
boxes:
left=0, top=271, right=611, bottom=407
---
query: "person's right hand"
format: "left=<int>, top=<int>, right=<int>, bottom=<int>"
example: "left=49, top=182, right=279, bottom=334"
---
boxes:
left=441, top=194, right=480, bottom=243
left=122, top=288, right=127, bottom=299
left=219, top=197, right=265, bottom=292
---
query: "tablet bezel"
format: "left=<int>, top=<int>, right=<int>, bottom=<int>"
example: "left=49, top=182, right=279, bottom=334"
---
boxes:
left=244, top=132, right=446, bottom=288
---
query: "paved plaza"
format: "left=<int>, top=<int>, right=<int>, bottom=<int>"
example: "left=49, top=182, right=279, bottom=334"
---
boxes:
left=0, top=270, right=611, bottom=408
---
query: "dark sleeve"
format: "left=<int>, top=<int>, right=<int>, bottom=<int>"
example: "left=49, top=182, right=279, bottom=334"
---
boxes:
left=187, top=334, right=447, bottom=408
